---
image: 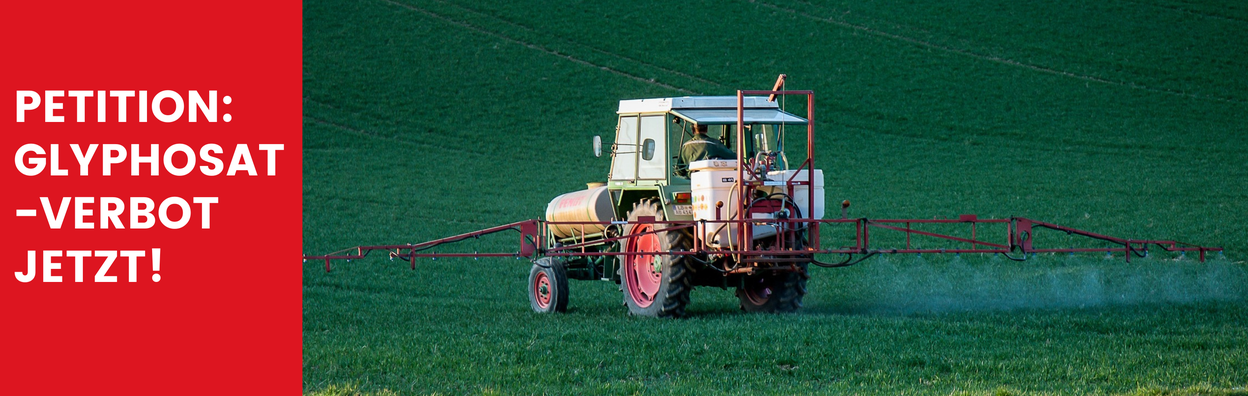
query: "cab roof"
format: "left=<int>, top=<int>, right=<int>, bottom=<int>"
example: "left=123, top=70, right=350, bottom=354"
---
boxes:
left=617, top=96, right=807, bottom=125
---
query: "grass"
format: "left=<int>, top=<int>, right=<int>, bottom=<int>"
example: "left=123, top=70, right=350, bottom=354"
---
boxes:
left=303, top=0, right=1248, bottom=394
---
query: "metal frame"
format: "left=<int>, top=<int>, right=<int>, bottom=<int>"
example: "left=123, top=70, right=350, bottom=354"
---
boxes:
left=734, top=90, right=816, bottom=257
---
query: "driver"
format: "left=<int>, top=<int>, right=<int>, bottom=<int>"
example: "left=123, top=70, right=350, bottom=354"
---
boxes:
left=676, top=124, right=735, bottom=177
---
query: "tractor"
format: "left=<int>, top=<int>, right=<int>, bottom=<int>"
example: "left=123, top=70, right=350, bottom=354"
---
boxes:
left=538, top=91, right=821, bottom=317
left=306, top=77, right=1222, bottom=318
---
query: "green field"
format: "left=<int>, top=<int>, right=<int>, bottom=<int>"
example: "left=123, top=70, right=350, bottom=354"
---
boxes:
left=303, top=0, right=1248, bottom=394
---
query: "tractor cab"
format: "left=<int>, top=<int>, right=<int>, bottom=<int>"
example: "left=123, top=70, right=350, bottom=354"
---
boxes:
left=606, top=96, right=807, bottom=184
left=600, top=96, right=810, bottom=222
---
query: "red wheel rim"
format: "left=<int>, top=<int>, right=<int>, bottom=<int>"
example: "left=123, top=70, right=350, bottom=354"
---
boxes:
left=625, top=224, right=662, bottom=308
left=533, top=271, right=552, bottom=309
left=743, top=276, right=772, bottom=305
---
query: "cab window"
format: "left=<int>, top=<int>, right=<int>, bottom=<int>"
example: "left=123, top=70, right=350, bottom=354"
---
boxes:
left=609, top=115, right=638, bottom=180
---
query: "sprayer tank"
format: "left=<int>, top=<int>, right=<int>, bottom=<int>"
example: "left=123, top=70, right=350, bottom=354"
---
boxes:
left=545, top=186, right=615, bottom=239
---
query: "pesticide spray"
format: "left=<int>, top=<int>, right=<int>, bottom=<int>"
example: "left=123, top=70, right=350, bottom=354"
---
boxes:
left=826, top=252, right=1246, bottom=314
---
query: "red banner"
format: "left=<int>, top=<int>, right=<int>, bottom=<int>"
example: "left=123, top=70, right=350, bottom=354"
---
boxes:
left=1, top=2, right=301, bottom=394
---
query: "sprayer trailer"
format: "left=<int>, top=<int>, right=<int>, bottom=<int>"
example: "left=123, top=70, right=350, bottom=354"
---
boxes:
left=306, top=77, right=1223, bottom=318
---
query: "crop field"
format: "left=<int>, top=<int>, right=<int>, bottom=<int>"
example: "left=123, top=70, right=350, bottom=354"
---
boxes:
left=303, top=0, right=1248, bottom=394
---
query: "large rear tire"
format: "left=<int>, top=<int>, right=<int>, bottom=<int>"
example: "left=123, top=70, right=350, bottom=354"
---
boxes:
left=528, top=257, right=568, bottom=313
left=620, top=199, right=692, bottom=318
left=737, top=231, right=808, bottom=313
left=737, top=262, right=807, bottom=313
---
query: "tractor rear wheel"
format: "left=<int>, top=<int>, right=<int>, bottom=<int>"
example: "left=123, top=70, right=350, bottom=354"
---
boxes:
left=620, top=199, right=692, bottom=318
left=528, top=257, right=568, bottom=313
left=737, top=231, right=808, bottom=313
left=736, top=262, right=808, bottom=313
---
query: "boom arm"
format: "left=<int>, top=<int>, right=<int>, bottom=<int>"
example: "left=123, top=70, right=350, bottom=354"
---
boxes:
left=304, top=215, right=1223, bottom=272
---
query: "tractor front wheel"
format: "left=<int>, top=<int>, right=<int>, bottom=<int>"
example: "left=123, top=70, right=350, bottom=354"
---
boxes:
left=528, top=257, right=568, bottom=313
left=620, top=199, right=692, bottom=318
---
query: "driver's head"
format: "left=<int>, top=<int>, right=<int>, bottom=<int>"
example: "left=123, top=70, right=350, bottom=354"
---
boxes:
left=694, top=124, right=708, bottom=135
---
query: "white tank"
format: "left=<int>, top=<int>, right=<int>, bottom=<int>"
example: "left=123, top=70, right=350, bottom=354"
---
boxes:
left=690, top=160, right=752, bottom=246
left=545, top=186, right=614, bottom=239
left=690, top=160, right=825, bottom=247
left=763, top=168, right=825, bottom=220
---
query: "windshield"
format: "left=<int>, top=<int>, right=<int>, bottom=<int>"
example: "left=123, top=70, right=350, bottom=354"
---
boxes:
left=672, top=121, right=797, bottom=171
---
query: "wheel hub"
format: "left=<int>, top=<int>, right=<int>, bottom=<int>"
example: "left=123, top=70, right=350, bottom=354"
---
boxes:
left=625, top=224, right=662, bottom=308
left=533, top=271, right=552, bottom=308
left=743, top=276, right=773, bottom=305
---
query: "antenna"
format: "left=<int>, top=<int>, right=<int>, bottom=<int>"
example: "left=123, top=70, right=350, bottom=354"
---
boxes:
left=768, top=74, right=787, bottom=102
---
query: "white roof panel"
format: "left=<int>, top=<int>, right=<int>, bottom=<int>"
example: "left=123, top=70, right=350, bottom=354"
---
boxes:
left=670, top=108, right=807, bottom=125
left=618, top=96, right=782, bottom=114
